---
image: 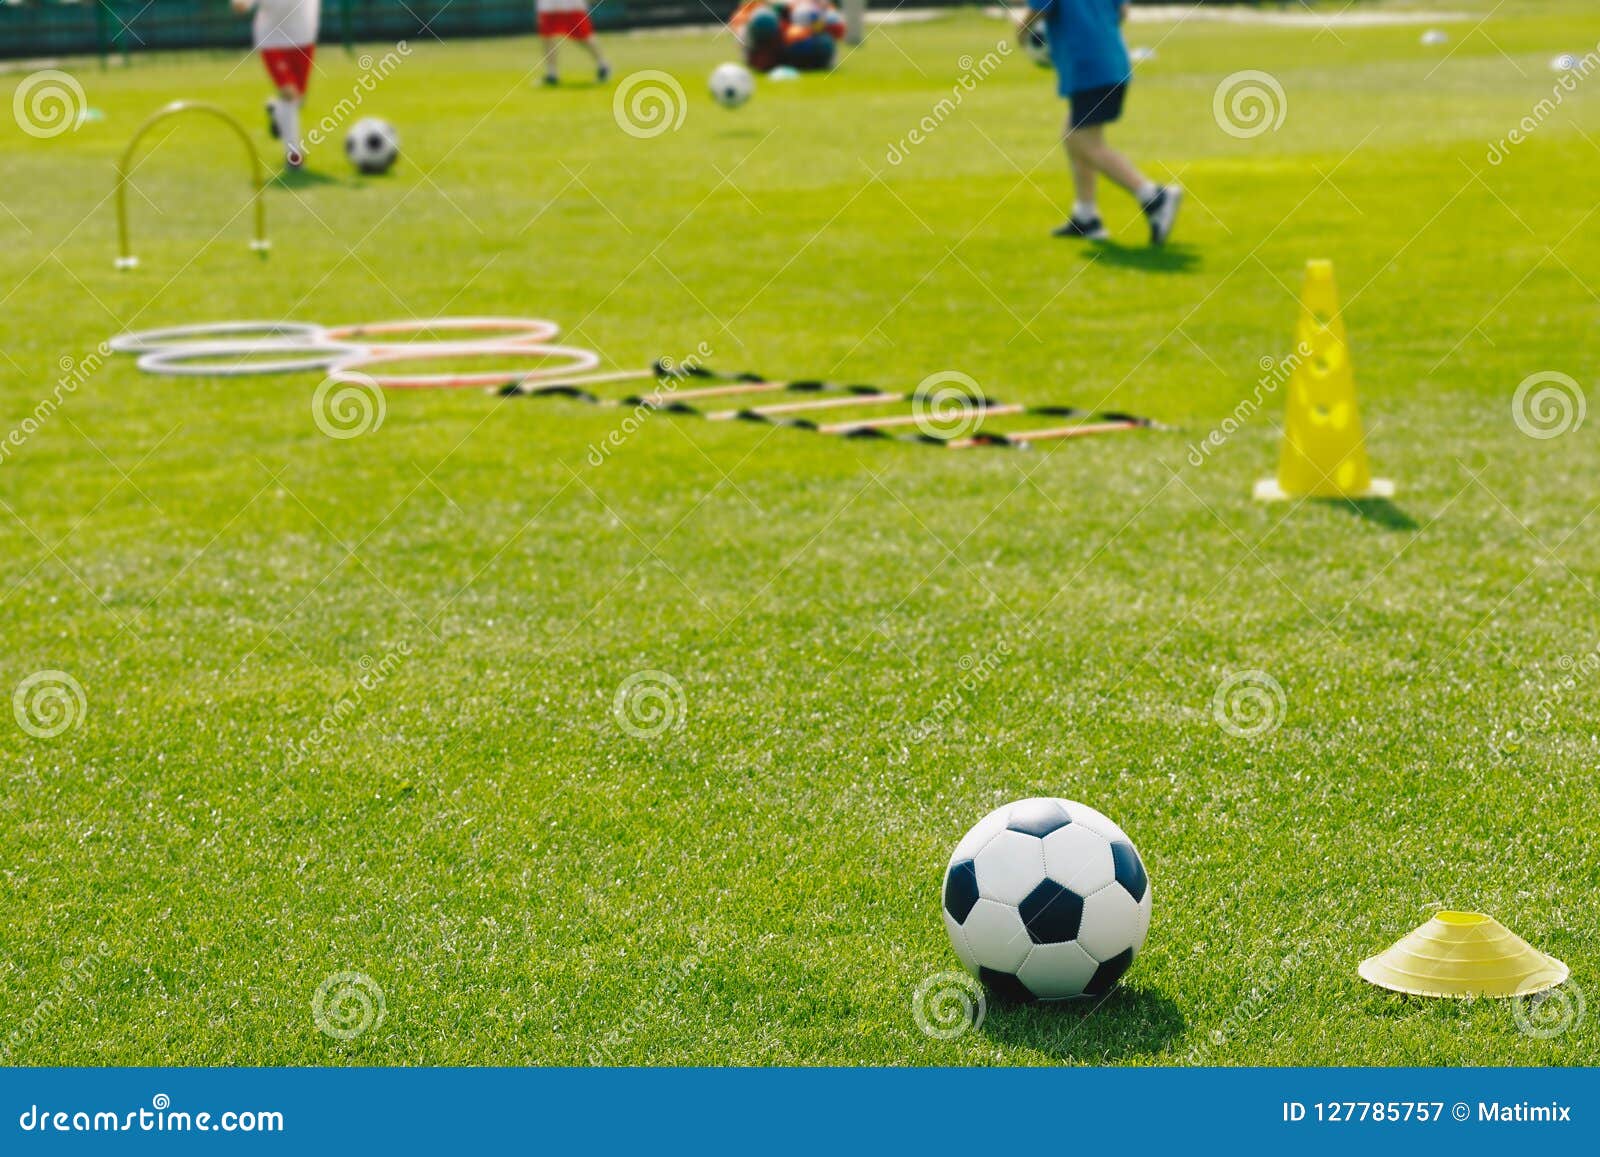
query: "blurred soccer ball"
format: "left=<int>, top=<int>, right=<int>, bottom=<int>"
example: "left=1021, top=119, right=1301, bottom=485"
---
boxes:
left=345, top=117, right=400, bottom=175
left=1023, top=25, right=1051, bottom=69
left=942, top=797, right=1151, bottom=1001
left=709, top=63, right=755, bottom=109
left=1551, top=53, right=1579, bottom=72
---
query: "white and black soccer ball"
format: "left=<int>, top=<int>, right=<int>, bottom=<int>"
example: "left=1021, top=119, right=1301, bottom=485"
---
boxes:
left=345, top=117, right=400, bottom=175
left=709, top=62, right=755, bottom=109
left=1023, top=25, right=1052, bottom=69
left=942, top=797, right=1151, bottom=1002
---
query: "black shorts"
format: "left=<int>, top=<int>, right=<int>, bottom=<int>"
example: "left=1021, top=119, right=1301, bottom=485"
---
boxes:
left=1069, top=82, right=1127, bottom=129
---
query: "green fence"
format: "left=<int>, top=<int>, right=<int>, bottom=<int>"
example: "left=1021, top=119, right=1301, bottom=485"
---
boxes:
left=0, top=1, right=1293, bottom=62
left=0, top=0, right=742, bottom=61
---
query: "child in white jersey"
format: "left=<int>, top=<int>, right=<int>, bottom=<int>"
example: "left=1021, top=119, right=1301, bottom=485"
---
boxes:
left=232, top=0, right=321, bottom=169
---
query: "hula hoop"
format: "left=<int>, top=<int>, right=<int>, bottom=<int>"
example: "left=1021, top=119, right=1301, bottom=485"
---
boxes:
left=324, top=317, right=561, bottom=350
left=329, top=343, right=601, bottom=390
left=136, top=340, right=363, bottom=377
left=109, top=321, right=328, bottom=355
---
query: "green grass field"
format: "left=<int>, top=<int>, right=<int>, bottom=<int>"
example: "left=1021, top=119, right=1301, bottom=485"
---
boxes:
left=2, top=0, right=1597, bottom=1066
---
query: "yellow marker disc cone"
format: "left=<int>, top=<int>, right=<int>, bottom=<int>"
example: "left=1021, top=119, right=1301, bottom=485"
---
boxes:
left=1359, top=911, right=1569, bottom=998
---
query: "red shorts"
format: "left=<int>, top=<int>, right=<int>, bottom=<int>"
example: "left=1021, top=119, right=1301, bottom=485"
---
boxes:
left=260, top=45, right=315, bottom=96
left=538, top=12, right=593, bottom=39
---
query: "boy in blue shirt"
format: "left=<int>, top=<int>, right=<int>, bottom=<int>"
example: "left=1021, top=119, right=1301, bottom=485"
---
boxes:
left=1018, top=0, right=1181, bottom=245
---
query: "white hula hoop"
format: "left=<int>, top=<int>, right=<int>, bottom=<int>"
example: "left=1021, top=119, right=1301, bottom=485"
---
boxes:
left=324, top=316, right=562, bottom=351
left=330, top=343, right=602, bottom=390
left=136, top=340, right=365, bottom=377
left=109, top=321, right=328, bottom=355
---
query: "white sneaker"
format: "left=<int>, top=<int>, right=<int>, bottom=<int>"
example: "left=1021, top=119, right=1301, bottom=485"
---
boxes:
left=1143, top=185, right=1183, bottom=246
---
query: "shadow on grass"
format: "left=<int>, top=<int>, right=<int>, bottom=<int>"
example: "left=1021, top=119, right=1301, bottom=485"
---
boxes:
left=1082, top=242, right=1202, bottom=274
left=980, top=986, right=1185, bottom=1061
left=270, top=167, right=345, bottom=190
left=1326, top=496, right=1419, bottom=532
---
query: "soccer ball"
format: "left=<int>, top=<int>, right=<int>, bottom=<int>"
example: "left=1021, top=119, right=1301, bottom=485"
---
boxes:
left=709, top=63, right=755, bottom=109
left=942, top=797, right=1151, bottom=1002
left=1023, top=25, right=1051, bottom=68
left=345, top=117, right=400, bottom=175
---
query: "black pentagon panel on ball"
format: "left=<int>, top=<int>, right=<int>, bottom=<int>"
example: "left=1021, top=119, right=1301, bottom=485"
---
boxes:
left=1084, top=948, right=1135, bottom=997
left=943, top=859, right=980, bottom=924
left=1005, top=798, right=1071, bottom=839
left=1018, top=879, right=1084, bottom=944
left=1109, top=840, right=1148, bottom=902
left=978, top=966, right=1037, bottom=1004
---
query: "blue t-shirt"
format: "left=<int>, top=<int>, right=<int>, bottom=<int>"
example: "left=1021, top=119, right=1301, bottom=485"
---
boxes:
left=1028, top=0, right=1131, bottom=95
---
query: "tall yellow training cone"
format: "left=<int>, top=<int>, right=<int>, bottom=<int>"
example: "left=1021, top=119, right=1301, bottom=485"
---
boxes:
left=1359, top=911, right=1569, bottom=998
left=1254, top=260, right=1394, bottom=501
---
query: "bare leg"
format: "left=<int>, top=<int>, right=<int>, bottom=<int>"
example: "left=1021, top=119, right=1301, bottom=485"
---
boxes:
left=1065, top=123, right=1149, bottom=199
left=1062, top=117, right=1181, bottom=244
left=576, top=37, right=608, bottom=69
left=1063, top=114, right=1098, bottom=209
left=542, top=36, right=559, bottom=81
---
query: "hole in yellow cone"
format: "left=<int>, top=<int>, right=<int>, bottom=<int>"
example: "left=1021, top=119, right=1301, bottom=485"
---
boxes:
left=1435, top=911, right=1491, bottom=926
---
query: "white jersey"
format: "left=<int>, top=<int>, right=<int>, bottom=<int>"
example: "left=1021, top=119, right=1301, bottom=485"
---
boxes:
left=537, top=0, right=589, bottom=12
left=252, top=0, right=321, bottom=50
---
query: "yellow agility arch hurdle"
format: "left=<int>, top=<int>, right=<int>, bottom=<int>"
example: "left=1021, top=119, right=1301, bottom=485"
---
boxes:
left=115, top=101, right=270, bottom=270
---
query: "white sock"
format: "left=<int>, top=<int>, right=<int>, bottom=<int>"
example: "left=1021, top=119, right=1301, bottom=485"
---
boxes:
left=280, top=98, right=303, bottom=164
left=1072, top=200, right=1098, bottom=221
left=1135, top=180, right=1160, bottom=204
